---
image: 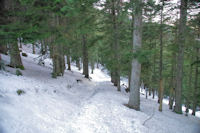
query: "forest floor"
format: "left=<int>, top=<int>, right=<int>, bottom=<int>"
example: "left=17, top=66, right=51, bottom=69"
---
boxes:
left=0, top=44, right=200, bottom=133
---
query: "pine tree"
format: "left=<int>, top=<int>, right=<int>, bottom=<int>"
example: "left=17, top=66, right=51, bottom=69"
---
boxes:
left=128, top=0, right=143, bottom=110
left=175, top=0, right=188, bottom=114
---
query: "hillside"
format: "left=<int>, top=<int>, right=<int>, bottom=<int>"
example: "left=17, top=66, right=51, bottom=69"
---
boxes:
left=0, top=45, right=200, bottom=133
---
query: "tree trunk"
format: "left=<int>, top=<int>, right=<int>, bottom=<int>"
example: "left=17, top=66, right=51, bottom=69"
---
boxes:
left=52, top=45, right=60, bottom=76
left=149, top=88, right=151, bottom=96
left=67, top=50, right=71, bottom=71
left=152, top=88, right=155, bottom=99
left=145, top=85, right=148, bottom=99
left=192, top=47, right=199, bottom=116
left=41, top=40, right=45, bottom=55
left=49, top=43, right=53, bottom=58
left=67, top=55, right=71, bottom=71
left=169, top=87, right=175, bottom=109
left=91, top=61, right=94, bottom=74
left=128, top=0, right=142, bottom=110
left=185, top=64, right=192, bottom=115
left=175, top=0, right=188, bottom=114
left=117, top=74, right=120, bottom=91
left=159, top=79, right=164, bottom=111
left=82, top=34, right=89, bottom=78
left=32, top=43, right=35, bottom=54
left=44, top=38, right=48, bottom=53
left=169, top=55, right=176, bottom=109
left=111, top=0, right=120, bottom=91
left=185, top=54, right=193, bottom=114
left=111, top=71, right=114, bottom=83
left=158, top=0, right=164, bottom=111
left=152, top=40, right=157, bottom=100
left=9, top=43, right=24, bottom=69
left=52, top=44, right=65, bottom=77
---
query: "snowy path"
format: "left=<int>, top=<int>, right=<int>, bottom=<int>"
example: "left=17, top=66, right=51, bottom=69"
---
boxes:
left=0, top=49, right=200, bottom=133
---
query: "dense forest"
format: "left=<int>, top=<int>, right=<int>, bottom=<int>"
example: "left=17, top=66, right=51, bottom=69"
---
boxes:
left=0, top=0, right=200, bottom=118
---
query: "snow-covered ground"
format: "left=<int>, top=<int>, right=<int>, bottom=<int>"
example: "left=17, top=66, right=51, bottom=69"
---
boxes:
left=0, top=45, right=200, bottom=133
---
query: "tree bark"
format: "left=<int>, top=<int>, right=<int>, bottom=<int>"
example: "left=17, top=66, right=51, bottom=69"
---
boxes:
left=192, top=47, right=199, bottom=116
left=175, top=0, right=188, bottom=114
left=9, top=43, right=24, bottom=69
left=82, top=35, right=89, bottom=78
left=159, top=79, right=164, bottom=111
left=111, top=0, right=120, bottom=91
left=128, top=0, right=142, bottom=110
left=185, top=62, right=193, bottom=115
left=111, top=71, right=115, bottom=83
left=67, top=49, right=71, bottom=71
left=169, top=54, right=176, bottom=109
left=32, top=43, right=35, bottom=54
left=91, top=61, right=94, bottom=74
left=158, top=0, right=164, bottom=112
left=52, top=44, right=65, bottom=77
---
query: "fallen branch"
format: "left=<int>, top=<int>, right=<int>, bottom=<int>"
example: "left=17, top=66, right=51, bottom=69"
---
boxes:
left=143, top=108, right=155, bottom=126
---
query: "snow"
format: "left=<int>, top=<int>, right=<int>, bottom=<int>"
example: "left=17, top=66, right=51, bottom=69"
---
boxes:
left=0, top=45, right=200, bottom=133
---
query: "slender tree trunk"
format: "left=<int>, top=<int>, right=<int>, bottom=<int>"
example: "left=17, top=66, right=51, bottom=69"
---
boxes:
left=60, top=45, right=65, bottom=75
left=49, top=43, right=53, bottom=59
left=111, top=0, right=120, bottom=91
left=41, top=40, right=45, bottom=55
left=9, top=43, right=24, bottom=69
left=44, top=38, right=48, bottom=53
left=128, top=0, right=142, bottom=110
left=67, top=55, right=71, bottom=71
left=149, top=88, right=151, bottom=96
left=152, top=88, right=155, bottom=99
left=152, top=41, right=156, bottom=99
left=67, top=49, right=71, bottom=71
left=192, top=47, right=199, bottom=116
left=185, top=62, right=193, bottom=115
left=145, top=85, right=148, bottom=99
left=82, top=34, right=89, bottom=78
left=175, top=0, right=188, bottom=114
left=169, top=55, right=176, bottom=109
left=159, top=79, right=164, bottom=111
left=158, top=0, right=164, bottom=112
left=91, top=61, right=94, bottom=74
left=169, top=87, right=175, bottom=110
left=32, top=43, right=35, bottom=54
